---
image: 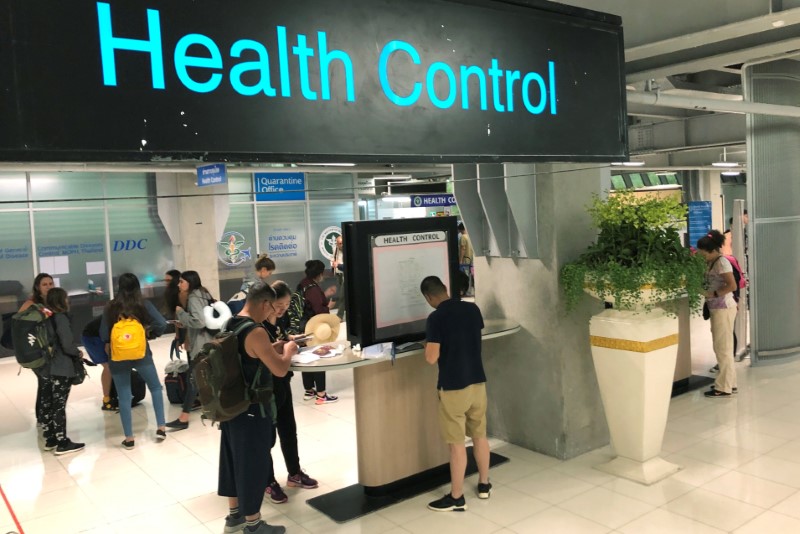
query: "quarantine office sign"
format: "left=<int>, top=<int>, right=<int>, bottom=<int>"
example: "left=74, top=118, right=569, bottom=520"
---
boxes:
left=0, top=0, right=627, bottom=163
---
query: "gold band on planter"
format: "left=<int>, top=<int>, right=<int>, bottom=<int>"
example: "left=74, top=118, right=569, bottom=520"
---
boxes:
left=590, top=334, right=679, bottom=353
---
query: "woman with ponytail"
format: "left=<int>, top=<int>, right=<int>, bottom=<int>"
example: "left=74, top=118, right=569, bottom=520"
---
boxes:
left=696, top=230, right=739, bottom=398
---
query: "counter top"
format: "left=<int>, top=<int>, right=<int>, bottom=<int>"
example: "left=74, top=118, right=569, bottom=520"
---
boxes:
left=289, top=318, right=519, bottom=372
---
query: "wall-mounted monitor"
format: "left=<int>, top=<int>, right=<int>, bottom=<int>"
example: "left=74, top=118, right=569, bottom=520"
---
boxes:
left=343, top=217, right=459, bottom=347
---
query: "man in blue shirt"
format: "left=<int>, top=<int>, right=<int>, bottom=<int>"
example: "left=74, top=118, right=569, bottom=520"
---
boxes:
left=420, top=275, right=491, bottom=512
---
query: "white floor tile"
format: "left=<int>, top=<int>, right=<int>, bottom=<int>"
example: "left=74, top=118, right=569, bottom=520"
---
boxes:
left=663, top=453, right=732, bottom=487
left=617, top=508, right=727, bottom=534
left=733, top=510, right=800, bottom=534
left=506, top=468, right=595, bottom=504
left=403, top=509, right=501, bottom=534
left=769, top=488, right=800, bottom=520
left=660, top=430, right=705, bottom=454
left=467, top=484, right=550, bottom=526
left=701, top=470, right=797, bottom=508
left=602, top=476, right=695, bottom=506
left=764, top=438, right=800, bottom=465
left=664, top=488, right=765, bottom=532
left=675, top=439, right=759, bottom=469
left=736, top=455, right=800, bottom=488
left=708, top=426, right=788, bottom=454
left=508, top=507, right=611, bottom=534
left=558, top=486, right=654, bottom=529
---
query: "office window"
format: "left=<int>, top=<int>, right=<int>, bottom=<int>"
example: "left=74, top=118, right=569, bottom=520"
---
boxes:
left=0, top=173, right=27, bottom=209
left=219, top=203, right=258, bottom=281
left=228, top=173, right=254, bottom=201
left=0, top=212, right=33, bottom=311
left=30, top=172, right=104, bottom=208
left=308, top=173, right=355, bottom=199
left=105, top=173, right=155, bottom=206
left=108, top=206, right=174, bottom=291
left=256, top=203, right=307, bottom=274
left=628, top=173, right=645, bottom=189
left=309, top=202, right=355, bottom=261
left=610, top=175, right=627, bottom=190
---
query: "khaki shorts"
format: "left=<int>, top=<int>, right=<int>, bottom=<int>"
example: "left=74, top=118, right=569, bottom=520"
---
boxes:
left=437, top=383, right=487, bottom=444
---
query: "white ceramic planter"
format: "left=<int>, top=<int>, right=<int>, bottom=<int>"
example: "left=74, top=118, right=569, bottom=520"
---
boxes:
left=589, top=307, right=682, bottom=485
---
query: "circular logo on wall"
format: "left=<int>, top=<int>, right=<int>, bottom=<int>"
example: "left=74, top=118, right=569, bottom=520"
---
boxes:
left=218, top=231, right=252, bottom=267
left=412, top=196, right=423, bottom=207
left=318, top=226, right=341, bottom=261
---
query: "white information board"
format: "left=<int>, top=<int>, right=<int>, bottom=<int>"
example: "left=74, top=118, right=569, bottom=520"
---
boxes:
left=371, top=231, right=450, bottom=329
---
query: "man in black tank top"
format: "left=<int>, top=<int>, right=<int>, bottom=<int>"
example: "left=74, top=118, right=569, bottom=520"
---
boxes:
left=218, top=282, right=295, bottom=534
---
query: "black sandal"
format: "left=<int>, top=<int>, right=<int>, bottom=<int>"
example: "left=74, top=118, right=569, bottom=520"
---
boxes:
left=704, top=389, right=731, bottom=398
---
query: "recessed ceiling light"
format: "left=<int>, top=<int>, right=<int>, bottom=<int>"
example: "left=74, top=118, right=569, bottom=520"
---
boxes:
left=721, top=171, right=741, bottom=176
left=773, top=20, right=786, bottom=28
left=712, top=161, right=739, bottom=167
left=621, top=161, right=645, bottom=167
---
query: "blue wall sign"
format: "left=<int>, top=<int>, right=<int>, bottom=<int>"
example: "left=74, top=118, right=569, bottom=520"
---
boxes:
left=688, top=201, right=713, bottom=249
left=411, top=194, right=457, bottom=208
left=197, top=163, right=227, bottom=187
left=254, top=173, right=306, bottom=202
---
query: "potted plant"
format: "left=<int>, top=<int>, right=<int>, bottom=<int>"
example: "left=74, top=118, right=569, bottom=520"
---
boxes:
left=560, top=190, right=705, bottom=313
left=560, top=190, right=705, bottom=486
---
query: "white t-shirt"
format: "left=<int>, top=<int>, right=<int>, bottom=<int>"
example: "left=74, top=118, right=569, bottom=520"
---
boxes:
left=706, top=256, right=736, bottom=309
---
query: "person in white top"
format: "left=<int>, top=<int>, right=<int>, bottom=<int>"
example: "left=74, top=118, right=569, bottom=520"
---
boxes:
left=696, top=230, right=739, bottom=398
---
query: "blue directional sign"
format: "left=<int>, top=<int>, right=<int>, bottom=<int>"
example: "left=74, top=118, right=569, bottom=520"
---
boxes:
left=197, top=163, right=227, bottom=187
left=688, top=201, right=712, bottom=248
left=411, top=194, right=457, bottom=208
left=254, top=172, right=306, bottom=201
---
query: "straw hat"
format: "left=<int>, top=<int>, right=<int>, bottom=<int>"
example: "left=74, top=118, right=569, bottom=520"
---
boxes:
left=304, top=314, right=341, bottom=345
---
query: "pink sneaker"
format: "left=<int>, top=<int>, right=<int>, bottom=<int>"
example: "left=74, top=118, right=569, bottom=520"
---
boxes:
left=315, top=393, right=338, bottom=405
left=287, top=470, right=318, bottom=489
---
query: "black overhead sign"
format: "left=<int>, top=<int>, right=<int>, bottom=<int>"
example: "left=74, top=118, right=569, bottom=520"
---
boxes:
left=0, top=0, right=627, bottom=163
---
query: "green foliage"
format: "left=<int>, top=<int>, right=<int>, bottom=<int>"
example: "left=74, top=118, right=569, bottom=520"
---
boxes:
left=560, top=190, right=706, bottom=314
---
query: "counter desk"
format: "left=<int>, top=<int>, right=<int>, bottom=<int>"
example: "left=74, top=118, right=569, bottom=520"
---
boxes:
left=291, top=319, right=520, bottom=494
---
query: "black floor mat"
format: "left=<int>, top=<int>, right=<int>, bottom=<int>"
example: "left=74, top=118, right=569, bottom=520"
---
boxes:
left=307, top=447, right=508, bottom=523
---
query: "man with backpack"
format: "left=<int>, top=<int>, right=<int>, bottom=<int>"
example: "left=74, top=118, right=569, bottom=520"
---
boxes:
left=218, top=281, right=294, bottom=534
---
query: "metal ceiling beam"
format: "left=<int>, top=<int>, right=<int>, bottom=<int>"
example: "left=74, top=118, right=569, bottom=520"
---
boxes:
left=627, top=90, right=800, bottom=117
left=627, top=37, right=800, bottom=83
left=625, top=7, right=800, bottom=62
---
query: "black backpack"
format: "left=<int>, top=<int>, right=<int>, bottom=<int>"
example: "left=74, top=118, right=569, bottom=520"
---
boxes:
left=10, top=304, right=54, bottom=369
left=285, top=284, right=314, bottom=336
left=192, top=318, right=273, bottom=424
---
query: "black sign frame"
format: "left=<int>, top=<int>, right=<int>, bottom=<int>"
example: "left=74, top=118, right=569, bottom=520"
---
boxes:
left=0, top=0, right=627, bottom=163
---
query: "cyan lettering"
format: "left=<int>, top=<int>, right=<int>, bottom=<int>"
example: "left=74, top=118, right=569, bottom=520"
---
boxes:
left=318, top=31, right=355, bottom=102
left=96, top=2, right=165, bottom=89
left=292, top=34, right=317, bottom=100
left=174, top=34, right=223, bottom=93
left=379, top=40, right=422, bottom=107
left=427, top=62, right=457, bottom=109
left=230, top=39, right=277, bottom=97
left=488, top=59, right=505, bottom=112
left=460, top=65, right=487, bottom=111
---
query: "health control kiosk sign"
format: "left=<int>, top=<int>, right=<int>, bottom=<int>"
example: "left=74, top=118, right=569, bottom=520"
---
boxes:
left=0, top=0, right=626, bottom=163
left=371, top=231, right=450, bottom=334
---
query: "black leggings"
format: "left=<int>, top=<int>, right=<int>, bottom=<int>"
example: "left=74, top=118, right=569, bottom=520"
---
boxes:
left=302, top=371, right=326, bottom=392
left=268, top=375, right=301, bottom=482
left=35, top=371, right=45, bottom=423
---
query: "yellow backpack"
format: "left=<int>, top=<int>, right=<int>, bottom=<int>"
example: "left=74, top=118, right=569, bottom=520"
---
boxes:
left=110, top=317, right=147, bottom=361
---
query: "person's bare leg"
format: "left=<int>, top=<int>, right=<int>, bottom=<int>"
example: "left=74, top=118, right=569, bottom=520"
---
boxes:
left=449, top=443, right=467, bottom=498
left=472, top=436, right=491, bottom=484
left=100, top=363, right=112, bottom=398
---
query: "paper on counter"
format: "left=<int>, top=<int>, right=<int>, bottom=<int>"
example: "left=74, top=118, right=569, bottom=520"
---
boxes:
left=291, top=352, right=320, bottom=365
